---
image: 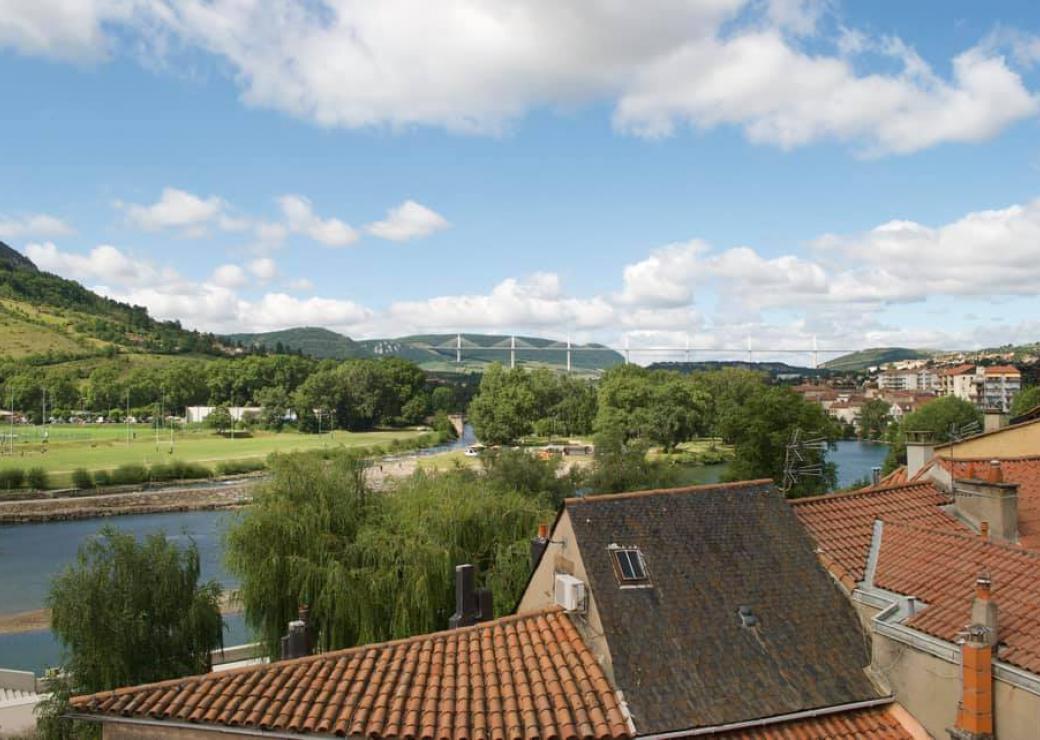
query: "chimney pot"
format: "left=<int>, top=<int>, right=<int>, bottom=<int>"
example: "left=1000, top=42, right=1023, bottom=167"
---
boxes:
left=979, top=521, right=989, bottom=540
left=538, top=522, right=549, bottom=539
left=988, top=460, right=1002, bottom=484
left=975, top=575, right=991, bottom=601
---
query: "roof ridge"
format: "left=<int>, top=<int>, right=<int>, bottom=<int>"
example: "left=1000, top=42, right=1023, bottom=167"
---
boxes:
left=73, top=606, right=567, bottom=704
left=939, top=454, right=1040, bottom=463
left=564, top=478, right=773, bottom=505
left=791, top=479, right=941, bottom=505
left=879, top=519, right=1040, bottom=558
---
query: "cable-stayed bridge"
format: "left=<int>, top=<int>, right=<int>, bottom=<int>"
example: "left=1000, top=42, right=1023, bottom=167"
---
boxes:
left=411, top=334, right=857, bottom=371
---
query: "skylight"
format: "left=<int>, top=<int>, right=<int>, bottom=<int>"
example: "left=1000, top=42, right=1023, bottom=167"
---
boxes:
left=609, top=546, right=651, bottom=586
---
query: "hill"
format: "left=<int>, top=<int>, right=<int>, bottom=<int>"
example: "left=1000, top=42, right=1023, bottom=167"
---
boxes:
left=224, top=327, right=372, bottom=359
left=820, top=347, right=933, bottom=372
left=648, top=360, right=826, bottom=379
left=0, top=242, right=225, bottom=361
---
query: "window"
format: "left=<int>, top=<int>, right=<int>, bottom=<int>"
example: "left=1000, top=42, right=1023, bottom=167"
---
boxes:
left=609, top=546, right=651, bottom=586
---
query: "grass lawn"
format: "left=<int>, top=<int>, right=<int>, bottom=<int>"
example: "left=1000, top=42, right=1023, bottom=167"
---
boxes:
left=415, top=449, right=477, bottom=472
left=0, top=424, right=422, bottom=487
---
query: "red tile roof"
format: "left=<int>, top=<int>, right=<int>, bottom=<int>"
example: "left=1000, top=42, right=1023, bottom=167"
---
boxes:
left=983, top=365, right=1020, bottom=375
left=938, top=457, right=1040, bottom=549
left=716, top=703, right=914, bottom=738
left=791, top=482, right=965, bottom=587
left=70, top=609, right=632, bottom=740
left=938, top=364, right=975, bottom=376
left=874, top=522, right=1040, bottom=674
left=875, top=467, right=908, bottom=487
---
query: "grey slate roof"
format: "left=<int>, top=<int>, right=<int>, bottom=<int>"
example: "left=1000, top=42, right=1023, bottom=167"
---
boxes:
left=566, top=480, right=880, bottom=734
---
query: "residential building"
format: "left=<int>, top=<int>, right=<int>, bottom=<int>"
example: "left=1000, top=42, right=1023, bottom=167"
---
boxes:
left=70, top=480, right=926, bottom=739
left=981, top=364, right=1021, bottom=412
left=937, top=363, right=977, bottom=402
left=878, top=368, right=938, bottom=392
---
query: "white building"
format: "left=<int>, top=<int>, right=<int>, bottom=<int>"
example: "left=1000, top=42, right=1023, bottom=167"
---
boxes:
left=980, top=366, right=1021, bottom=412
left=185, top=406, right=262, bottom=424
left=878, top=369, right=938, bottom=392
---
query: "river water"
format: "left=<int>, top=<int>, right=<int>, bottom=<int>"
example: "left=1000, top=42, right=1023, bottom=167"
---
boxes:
left=0, top=437, right=886, bottom=674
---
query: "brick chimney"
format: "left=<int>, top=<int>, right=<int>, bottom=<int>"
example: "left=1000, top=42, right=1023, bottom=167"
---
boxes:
left=953, top=461, right=1018, bottom=543
left=530, top=522, right=550, bottom=571
left=905, top=430, right=935, bottom=479
left=949, top=576, right=998, bottom=740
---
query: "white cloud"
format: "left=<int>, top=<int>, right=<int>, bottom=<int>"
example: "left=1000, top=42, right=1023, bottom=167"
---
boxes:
left=248, top=257, right=277, bottom=281
left=4, top=1, right=1033, bottom=156
left=25, top=242, right=171, bottom=286
left=210, top=263, right=248, bottom=288
left=288, top=277, right=314, bottom=292
left=279, top=194, right=358, bottom=247
left=121, top=187, right=226, bottom=233
left=0, top=213, right=74, bottom=239
left=365, top=200, right=450, bottom=242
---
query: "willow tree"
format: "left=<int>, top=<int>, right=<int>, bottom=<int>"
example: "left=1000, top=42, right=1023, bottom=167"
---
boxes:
left=226, top=452, right=551, bottom=658
left=48, top=528, right=224, bottom=693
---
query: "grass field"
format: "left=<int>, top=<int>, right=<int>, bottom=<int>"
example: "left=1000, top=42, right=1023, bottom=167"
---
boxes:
left=0, top=424, right=423, bottom=486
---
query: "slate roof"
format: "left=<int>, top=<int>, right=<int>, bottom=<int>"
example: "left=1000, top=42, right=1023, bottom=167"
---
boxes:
left=715, top=702, right=914, bottom=738
left=791, top=482, right=965, bottom=586
left=70, top=609, right=632, bottom=740
left=565, top=480, right=882, bottom=734
left=873, top=521, right=1040, bottom=674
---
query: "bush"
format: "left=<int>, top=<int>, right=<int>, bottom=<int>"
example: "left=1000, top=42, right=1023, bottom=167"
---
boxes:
left=93, top=470, right=111, bottom=487
left=0, top=468, right=26, bottom=490
left=26, top=467, right=50, bottom=490
left=110, top=464, right=148, bottom=486
left=148, top=460, right=213, bottom=482
left=215, top=459, right=267, bottom=476
left=72, top=468, right=94, bottom=489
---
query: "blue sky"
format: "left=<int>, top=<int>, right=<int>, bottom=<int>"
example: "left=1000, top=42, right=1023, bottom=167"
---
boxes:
left=1, top=1, right=1039, bottom=364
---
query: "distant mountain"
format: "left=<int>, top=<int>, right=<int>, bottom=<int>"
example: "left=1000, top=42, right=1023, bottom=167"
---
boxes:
left=648, top=360, right=826, bottom=378
left=224, top=327, right=372, bottom=360
left=0, top=244, right=225, bottom=361
left=820, top=347, right=933, bottom=372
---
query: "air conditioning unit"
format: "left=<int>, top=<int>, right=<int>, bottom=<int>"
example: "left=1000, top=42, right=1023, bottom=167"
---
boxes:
left=554, top=574, right=586, bottom=612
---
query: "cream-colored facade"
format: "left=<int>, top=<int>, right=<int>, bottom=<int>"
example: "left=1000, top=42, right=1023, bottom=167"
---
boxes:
left=935, top=418, right=1040, bottom=459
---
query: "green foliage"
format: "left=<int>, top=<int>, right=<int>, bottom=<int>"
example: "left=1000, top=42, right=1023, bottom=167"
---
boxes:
left=226, top=452, right=552, bottom=658
left=71, top=467, right=94, bottom=489
left=430, top=385, right=456, bottom=413
left=883, top=396, right=982, bottom=474
left=26, top=466, right=50, bottom=490
left=858, top=398, right=893, bottom=440
left=582, top=425, right=679, bottom=495
left=48, top=527, right=224, bottom=694
left=480, top=448, right=577, bottom=509
left=720, top=385, right=840, bottom=497
left=594, top=365, right=708, bottom=451
left=468, top=364, right=538, bottom=445
left=147, top=460, right=212, bottom=482
left=205, top=404, right=234, bottom=431
left=216, top=458, right=267, bottom=476
left=0, top=467, right=25, bottom=490
left=1010, top=385, right=1040, bottom=417
left=109, top=463, right=149, bottom=486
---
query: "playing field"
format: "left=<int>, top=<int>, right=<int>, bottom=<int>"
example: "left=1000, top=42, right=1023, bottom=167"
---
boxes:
left=0, top=424, right=423, bottom=487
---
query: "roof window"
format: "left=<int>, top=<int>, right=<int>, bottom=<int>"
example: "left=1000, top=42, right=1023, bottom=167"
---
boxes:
left=608, top=545, right=651, bottom=587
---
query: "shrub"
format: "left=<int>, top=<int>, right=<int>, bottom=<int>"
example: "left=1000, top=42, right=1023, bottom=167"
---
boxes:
left=0, top=468, right=26, bottom=490
left=26, top=467, right=50, bottom=490
left=93, top=470, right=111, bottom=487
left=215, top=459, right=266, bottom=476
left=149, top=460, right=212, bottom=482
left=110, top=464, right=148, bottom=486
left=72, top=468, right=94, bottom=490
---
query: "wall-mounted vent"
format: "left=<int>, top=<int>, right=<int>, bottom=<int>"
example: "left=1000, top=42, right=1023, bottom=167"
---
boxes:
left=554, top=574, right=586, bottom=612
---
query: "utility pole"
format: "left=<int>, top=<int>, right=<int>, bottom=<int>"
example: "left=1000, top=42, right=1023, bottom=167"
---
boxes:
left=41, top=387, right=46, bottom=440
left=746, top=336, right=752, bottom=364
left=6, top=389, right=13, bottom=456
left=456, top=333, right=462, bottom=364
left=126, top=389, right=131, bottom=447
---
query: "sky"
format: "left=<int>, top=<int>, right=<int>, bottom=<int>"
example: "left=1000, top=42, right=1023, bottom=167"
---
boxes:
left=1, top=0, right=1040, bottom=365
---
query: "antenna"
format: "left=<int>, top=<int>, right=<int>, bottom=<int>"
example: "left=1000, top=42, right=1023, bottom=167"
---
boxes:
left=779, top=428, right=829, bottom=494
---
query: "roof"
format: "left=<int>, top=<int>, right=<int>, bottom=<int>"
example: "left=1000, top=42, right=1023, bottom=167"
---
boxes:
left=873, top=521, right=1040, bottom=674
left=71, top=609, right=632, bottom=740
left=937, top=457, right=1040, bottom=548
left=1010, top=403, right=1040, bottom=426
left=791, top=482, right=966, bottom=586
left=565, top=480, right=882, bottom=733
left=983, top=365, right=1020, bottom=375
left=938, top=364, right=975, bottom=376
left=714, top=702, right=915, bottom=739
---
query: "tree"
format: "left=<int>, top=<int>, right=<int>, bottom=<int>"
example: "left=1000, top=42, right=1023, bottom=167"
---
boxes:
left=48, top=528, right=223, bottom=694
left=594, top=366, right=708, bottom=451
left=468, top=364, right=537, bottom=445
left=720, top=385, right=840, bottom=497
left=255, top=386, right=290, bottom=431
left=883, top=396, right=982, bottom=474
left=204, top=404, right=234, bottom=432
left=1010, top=385, right=1040, bottom=417
left=582, top=423, right=678, bottom=495
left=858, top=398, right=893, bottom=440
left=430, top=386, right=456, bottom=413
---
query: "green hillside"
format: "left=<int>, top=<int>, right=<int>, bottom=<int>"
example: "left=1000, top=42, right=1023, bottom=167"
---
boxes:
left=225, top=327, right=372, bottom=359
left=0, top=241, right=226, bottom=361
left=820, top=347, right=934, bottom=372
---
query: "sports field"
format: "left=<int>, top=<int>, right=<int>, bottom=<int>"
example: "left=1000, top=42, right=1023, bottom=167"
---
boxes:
left=0, top=424, right=423, bottom=487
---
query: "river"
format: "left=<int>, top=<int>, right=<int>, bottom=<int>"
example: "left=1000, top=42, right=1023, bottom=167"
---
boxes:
left=0, top=437, right=886, bottom=674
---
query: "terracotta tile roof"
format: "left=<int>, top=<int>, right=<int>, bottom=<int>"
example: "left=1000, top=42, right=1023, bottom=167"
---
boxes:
left=566, top=481, right=882, bottom=733
left=715, top=703, right=914, bottom=738
left=938, top=364, right=975, bottom=376
left=875, top=467, right=907, bottom=487
left=983, top=365, right=1019, bottom=375
left=873, top=521, right=1040, bottom=674
left=938, top=457, right=1040, bottom=549
left=71, top=609, right=632, bottom=740
left=791, top=482, right=965, bottom=585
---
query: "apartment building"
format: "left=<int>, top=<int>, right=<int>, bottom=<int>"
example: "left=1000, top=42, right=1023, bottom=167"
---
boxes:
left=878, top=368, right=938, bottom=392
left=982, top=365, right=1022, bottom=412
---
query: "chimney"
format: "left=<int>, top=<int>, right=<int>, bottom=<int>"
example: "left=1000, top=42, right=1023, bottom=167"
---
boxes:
left=949, top=577, right=998, bottom=740
left=280, top=605, right=314, bottom=660
left=871, top=466, right=882, bottom=486
left=953, top=462, right=1018, bottom=543
left=983, top=409, right=1008, bottom=434
left=449, top=564, right=494, bottom=629
left=530, top=522, right=550, bottom=571
left=979, top=521, right=989, bottom=540
left=905, top=430, right=935, bottom=479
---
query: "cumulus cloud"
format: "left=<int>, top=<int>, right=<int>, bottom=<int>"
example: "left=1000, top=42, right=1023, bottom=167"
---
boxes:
left=279, top=195, right=358, bottom=247
left=248, top=257, right=277, bottom=281
left=25, top=242, right=171, bottom=286
left=121, top=187, right=226, bottom=234
left=366, top=200, right=450, bottom=242
left=0, top=213, right=74, bottom=239
left=3, top=1, right=1035, bottom=155
left=210, top=263, right=248, bottom=288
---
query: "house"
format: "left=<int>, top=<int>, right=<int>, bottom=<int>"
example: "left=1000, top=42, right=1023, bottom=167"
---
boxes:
left=68, top=481, right=926, bottom=739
